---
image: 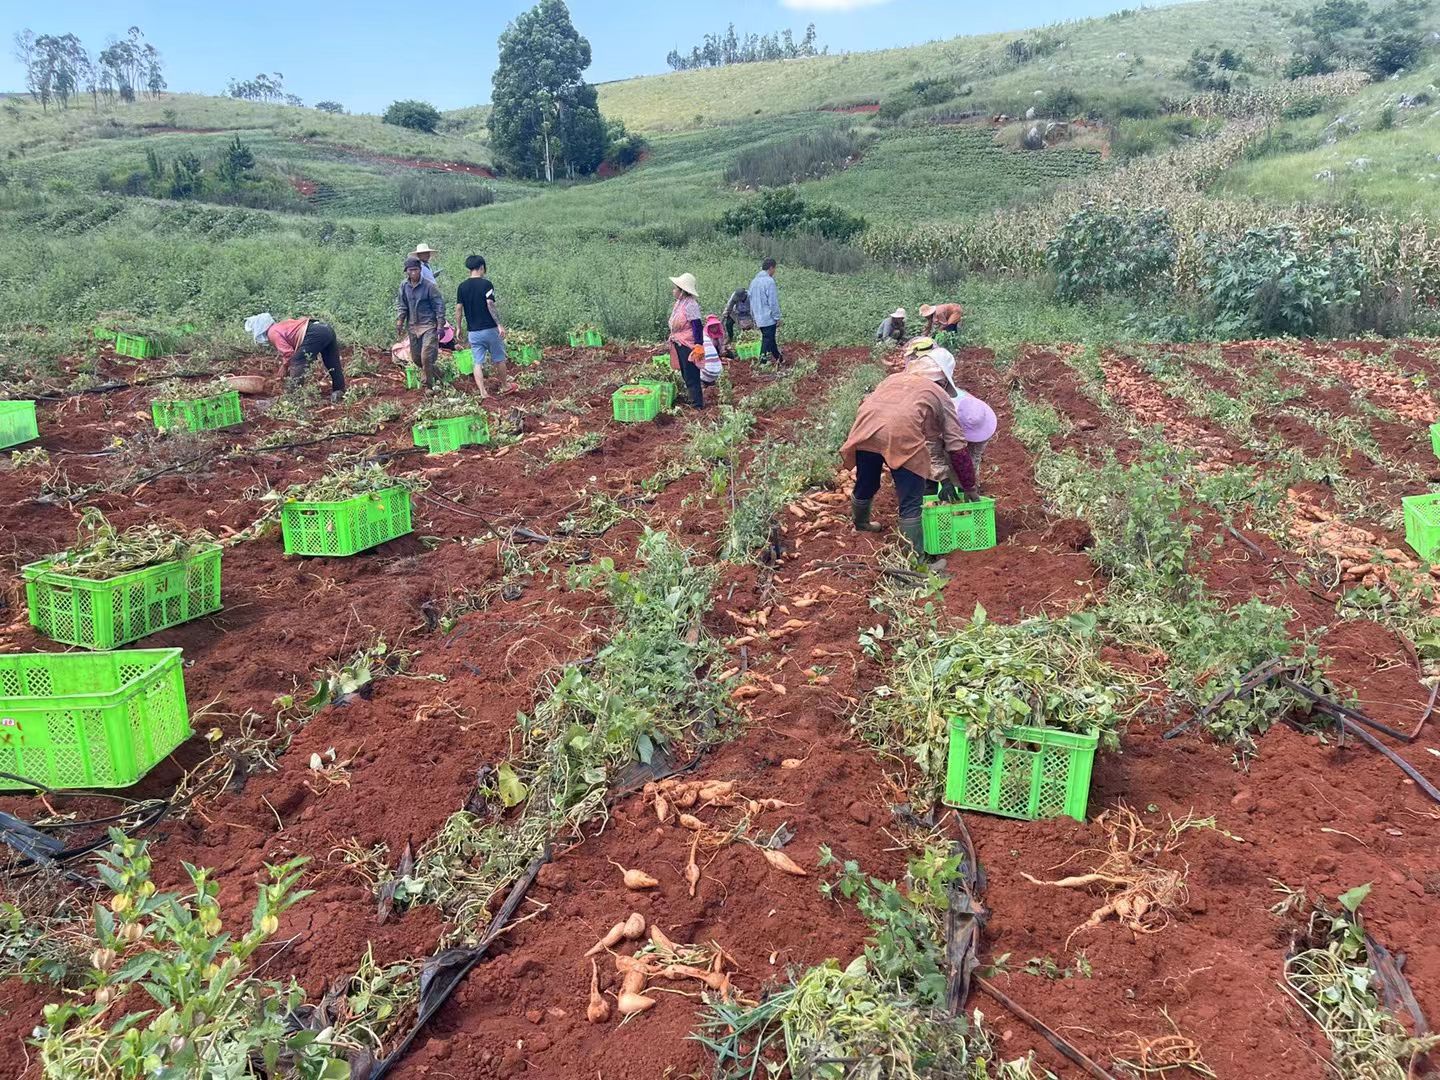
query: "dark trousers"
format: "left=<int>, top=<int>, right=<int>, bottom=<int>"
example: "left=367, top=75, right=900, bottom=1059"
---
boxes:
left=289, top=322, right=345, bottom=392
left=759, top=323, right=782, bottom=363
left=670, top=338, right=705, bottom=408
left=853, top=450, right=928, bottom=519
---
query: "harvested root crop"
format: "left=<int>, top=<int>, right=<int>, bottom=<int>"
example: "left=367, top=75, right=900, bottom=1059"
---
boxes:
left=610, top=860, right=659, bottom=890
left=587, top=961, right=610, bottom=1024
left=585, top=912, right=646, bottom=957
left=758, top=848, right=808, bottom=877
left=1022, top=804, right=1187, bottom=946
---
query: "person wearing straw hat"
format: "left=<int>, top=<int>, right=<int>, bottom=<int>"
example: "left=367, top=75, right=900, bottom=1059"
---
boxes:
left=666, top=272, right=706, bottom=409
left=912, top=337, right=997, bottom=491
left=396, top=257, right=447, bottom=389
left=840, top=342, right=977, bottom=568
left=918, top=302, right=964, bottom=336
left=410, top=243, right=440, bottom=285
left=244, top=312, right=346, bottom=403
left=875, top=307, right=908, bottom=347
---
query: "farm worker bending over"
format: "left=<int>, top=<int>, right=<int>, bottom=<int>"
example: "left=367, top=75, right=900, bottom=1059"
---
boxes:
left=397, top=257, right=447, bottom=390
left=455, top=254, right=513, bottom=399
left=666, top=272, right=706, bottom=410
left=722, top=285, right=755, bottom=345
left=909, top=338, right=997, bottom=491
left=244, top=313, right=345, bottom=403
left=748, top=259, right=783, bottom=365
left=875, top=308, right=907, bottom=346
left=919, top=302, right=964, bottom=336
left=840, top=350, right=977, bottom=568
left=701, top=315, right=732, bottom=386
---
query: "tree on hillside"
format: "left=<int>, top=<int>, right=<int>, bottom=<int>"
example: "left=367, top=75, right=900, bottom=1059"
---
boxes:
left=97, top=27, right=164, bottom=103
left=12, top=30, right=90, bottom=110
left=315, top=100, right=345, bottom=114
left=383, top=99, right=442, bottom=133
left=227, top=72, right=300, bottom=105
left=665, top=22, right=823, bottom=70
left=488, top=0, right=608, bottom=181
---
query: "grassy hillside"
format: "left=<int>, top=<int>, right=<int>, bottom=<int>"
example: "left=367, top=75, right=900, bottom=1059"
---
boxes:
left=596, top=0, right=1300, bottom=131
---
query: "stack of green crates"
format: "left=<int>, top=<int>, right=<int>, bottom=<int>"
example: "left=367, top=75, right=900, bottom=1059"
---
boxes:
left=115, top=332, right=160, bottom=359
left=24, top=546, right=222, bottom=650
left=921, top=494, right=997, bottom=555
left=0, top=649, right=191, bottom=791
left=0, top=401, right=39, bottom=450
left=412, top=413, right=492, bottom=454
left=944, top=718, right=1098, bottom=822
left=281, top=486, right=413, bottom=556
left=1403, top=492, right=1440, bottom=561
left=612, top=385, right=661, bottom=423
left=151, top=390, right=244, bottom=434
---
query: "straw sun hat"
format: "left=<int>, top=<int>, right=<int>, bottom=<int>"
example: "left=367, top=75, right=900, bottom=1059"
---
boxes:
left=669, top=273, right=699, bottom=297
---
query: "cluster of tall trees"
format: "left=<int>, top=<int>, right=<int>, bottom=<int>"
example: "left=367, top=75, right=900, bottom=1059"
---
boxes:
left=226, top=72, right=303, bottom=107
left=12, top=26, right=165, bottom=110
left=666, top=23, right=823, bottom=71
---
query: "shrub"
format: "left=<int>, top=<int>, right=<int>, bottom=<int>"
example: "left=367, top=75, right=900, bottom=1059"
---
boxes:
left=1046, top=86, right=1085, bottom=118
left=394, top=173, right=496, bottom=214
left=878, top=78, right=957, bottom=121
left=725, top=127, right=865, bottom=188
left=1370, top=31, right=1423, bottom=76
left=383, top=99, right=441, bottom=133
left=719, top=187, right=865, bottom=241
left=604, top=119, right=647, bottom=170
left=1200, top=224, right=1371, bottom=337
left=1047, top=206, right=1176, bottom=301
left=314, top=100, right=345, bottom=114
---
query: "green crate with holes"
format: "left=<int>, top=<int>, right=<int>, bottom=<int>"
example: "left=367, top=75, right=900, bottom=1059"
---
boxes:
left=568, top=330, right=604, bottom=348
left=412, top=413, right=491, bottom=454
left=944, top=719, right=1097, bottom=822
left=0, top=401, right=39, bottom=450
left=612, top=385, right=661, bottom=423
left=151, top=391, right=243, bottom=434
left=281, top=486, right=412, bottom=556
left=23, top=547, right=222, bottom=651
left=735, top=339, right=762, bottom=360
left=513, top=344, right=542, bottom=366
left=637, top=378, right=675, bottom=410
left=115, top=332, right=160, bottom=359
left=921, top=495, right=996, bottom=554
left=453, top=349, right=475, bottom=376
left=1430, top=423, right=1440, bottom=461
left=1403, top=492, right=1440, bottom=561
left=0, top=648, right=191, bottom=791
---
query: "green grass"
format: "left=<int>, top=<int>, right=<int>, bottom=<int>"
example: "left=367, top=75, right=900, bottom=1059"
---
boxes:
left=596, top=0, right=1302, bottom=132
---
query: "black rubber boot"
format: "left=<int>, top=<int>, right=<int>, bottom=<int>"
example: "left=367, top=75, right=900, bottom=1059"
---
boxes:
left=852, top=498, right=884, bottom=533
left=900, top=516, right=946, bottom=574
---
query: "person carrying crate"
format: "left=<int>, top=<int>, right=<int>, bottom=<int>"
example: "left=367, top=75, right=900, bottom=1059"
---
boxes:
left=840, top=351, right=977, bottom=569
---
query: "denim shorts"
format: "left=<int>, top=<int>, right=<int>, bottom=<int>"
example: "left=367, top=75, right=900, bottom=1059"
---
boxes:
left=468, top=327, right=507, bottom=365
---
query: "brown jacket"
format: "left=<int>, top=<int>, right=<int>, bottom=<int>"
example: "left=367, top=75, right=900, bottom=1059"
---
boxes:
left=840, top=372, right=968, bottom=481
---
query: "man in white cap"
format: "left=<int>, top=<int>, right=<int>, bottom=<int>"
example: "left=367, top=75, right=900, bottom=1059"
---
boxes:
left=410, top=243, right=439, bottom=285
left=875, top=308, right=908, bottom=347
left=840, top=345, right=977, bottom=568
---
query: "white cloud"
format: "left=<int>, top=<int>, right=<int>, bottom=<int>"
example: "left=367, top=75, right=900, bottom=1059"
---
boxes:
left=780, top=0, right=896, bottom=10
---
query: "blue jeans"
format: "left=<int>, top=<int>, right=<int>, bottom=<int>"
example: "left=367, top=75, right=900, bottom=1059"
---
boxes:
left=853, top=450, right=929, bottom=519
left=468, top=328, right=507, bottom=365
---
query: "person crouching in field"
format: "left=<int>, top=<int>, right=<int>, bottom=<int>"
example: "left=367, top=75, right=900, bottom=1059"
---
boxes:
left=245, top=313, right=346, bottom=403
left=701, top=315, right=732, bottom=389
left=919, top=302, right=964, bottom=336
left=840, top=350, right=977, bottom=570
left=666, top=272, right=706, bottom=409
left=397, top=257, right=447, bottom=390
left=875, top=308, right=907, bottom=347
left=455, top=254, right=513, bottom=399
left=907, top=337, right=996, bottom=493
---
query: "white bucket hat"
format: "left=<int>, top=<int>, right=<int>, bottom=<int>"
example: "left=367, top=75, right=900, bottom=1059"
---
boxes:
left=905, top=350, right=957, bottom=396
left=244, top=313, right=276, bottom=345
left=669, top=272, right=699, bottom=297
left=891, top=307, right=907, bottom=320
left=410, top=243, right=437, bottom=257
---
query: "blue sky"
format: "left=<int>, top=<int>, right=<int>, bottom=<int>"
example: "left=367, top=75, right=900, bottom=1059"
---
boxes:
left=1, top=0, right=1168, bottom=115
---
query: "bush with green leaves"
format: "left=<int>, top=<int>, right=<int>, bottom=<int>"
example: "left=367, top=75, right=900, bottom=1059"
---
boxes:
left=35, top=831, right=345, bottom=1078
left=382, top=99, right=441, bottom=134
left=1047, top=206, right=1176, bottom=303
left=718, top=186, right=865, bottom=242
left=725, top=127, right=866, bottom=189
left=1199, top=224, right=1370, bottom=338
left=394, top=173, right=495, bottom=215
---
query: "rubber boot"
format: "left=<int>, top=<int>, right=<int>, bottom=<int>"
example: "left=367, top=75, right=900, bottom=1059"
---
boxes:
left=852, top=497, right=884, bottom=533
left=899, top=516, right=947, bottom=574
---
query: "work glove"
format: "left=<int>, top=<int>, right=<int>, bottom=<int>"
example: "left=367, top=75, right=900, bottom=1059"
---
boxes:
left=689, top=345, right=705, bottom=364
left=937, top=481, right=966, bottom=504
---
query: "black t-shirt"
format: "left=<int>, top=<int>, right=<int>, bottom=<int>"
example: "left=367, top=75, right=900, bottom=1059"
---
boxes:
left=457, top=276, right=498, bottom=331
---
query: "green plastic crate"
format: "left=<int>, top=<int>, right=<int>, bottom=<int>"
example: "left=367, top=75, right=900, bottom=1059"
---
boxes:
left=944, top=719, right=1098, bottom=822
left=115, top=333, right=159, bottom=359
left=281, top=486, right=413, bottom=557
left=94, top=326, right=117, bottom=342
left=1403, top=492, right=1440, bottom=561
left=24, top=547, right=222, bottom=651
left=736, top=340, right=762, bottom=360
left=0, top=649, right=191, bottom=791
left=613, top=385, right=661, bottom=423
left=1430, top=423, right=1440, bottom=461
left=453, top=349, right=475, bottom=376
left=0, top=401, right=39, bottom=450
left=569, top=330, right=604, bottom=348
left=151, top=391, right=243, bottom=434
left=651, top=354, right=671, bottom=370
left=514, top=344, right=542, bottom=366
left=638, top=378, right=676, bottom=410
left=412, top=413, right=491, bottom=454
left=921, top=494, right=997, bottom=555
